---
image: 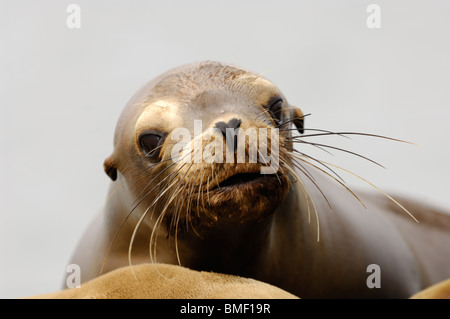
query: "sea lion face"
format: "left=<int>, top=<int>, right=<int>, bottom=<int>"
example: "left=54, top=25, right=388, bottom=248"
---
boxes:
left=104, top=62, right=304, bottom=233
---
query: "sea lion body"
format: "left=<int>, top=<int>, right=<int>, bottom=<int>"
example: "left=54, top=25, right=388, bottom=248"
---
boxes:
left=70, top=61, right=450, bottom=298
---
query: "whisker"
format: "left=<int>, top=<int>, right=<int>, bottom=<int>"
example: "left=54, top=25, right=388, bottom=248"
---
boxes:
left=279, top=152, right=320, bottom=241
left=101, top=162, right=185, bottom=275
left=292, top=154, right=367, bottom=210
left=278, top=155, right=300, bottom=185
left=207, top=176, right=211, bottom=204
left=169, top=162, right=194, bottom=234
left=172, top=163, right=196, bottom=267
left=174, top=190, right=185, bottom=266
left=291, top=140, right=386, bottom=169
left=130, top=163, right=184, bottom=216
left=281, top=128, right=351, bottom=140
left=130, top=176, right=180, bottom=266
left=150, top=167, right=185, bottom=208
left=127, top=203, right=153, bottom=280
left=319, top=160, right=419, bottom=223
left=276, top=113, right=311, bottom=128
left=187, top=170, right=203, bottom=239
left=146, top=179, right=180, bottom=265
left=290, top=140, right=335, bottom=156
left=197, top=170, right=205, bottom=215
left=254, top=106, right=301, bottom=122
left=281, top=127, right=350, bottom=135
left=257, top=146, right=283, bottom=184
left=131, top=151, right=189, bottom=207
left=149, top=181, right=183, bottom=266
left=290, top=160, right=333, bottom=212
left=287, top=153, right=317, bottom=184
left=97, top=180, right=127, bottom=221
left=296, top=174, right=320, bottom=242
left=288, top=147, right=346, bottom=184
left=288, top=131, right=415, bottom=145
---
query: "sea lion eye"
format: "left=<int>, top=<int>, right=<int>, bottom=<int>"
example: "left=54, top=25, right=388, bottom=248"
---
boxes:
left=268, top=98, right=284, bottom=124
left=138, top=132, right=165, bottom=158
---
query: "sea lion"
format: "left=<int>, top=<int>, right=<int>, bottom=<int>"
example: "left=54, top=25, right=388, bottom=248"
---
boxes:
left=35, top=263, right=298, bottom=299
left=69, top=61, right=450, bottom=298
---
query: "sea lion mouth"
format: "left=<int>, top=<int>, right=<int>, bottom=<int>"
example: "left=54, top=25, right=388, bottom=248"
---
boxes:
left=169, top=162, right=289, bottom=229
left=212, top=172, right=266, bottom=190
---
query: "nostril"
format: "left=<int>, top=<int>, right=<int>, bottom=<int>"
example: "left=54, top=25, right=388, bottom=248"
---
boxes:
left=214, top=121, right=228, bottom=137
left=228, top=118, right=242, bottom=130
left=214, top=118, right=242, bottom=152
left=214, top=118, right=242, bottom=137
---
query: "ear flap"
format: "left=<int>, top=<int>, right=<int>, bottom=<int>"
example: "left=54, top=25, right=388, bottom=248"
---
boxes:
left=103, top=156, right=117, bottom=181
left=290, top=106, right=305, bottom=134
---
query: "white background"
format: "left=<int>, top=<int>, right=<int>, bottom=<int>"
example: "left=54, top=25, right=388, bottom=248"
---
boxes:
left=1, top=1, right=449, bottom=298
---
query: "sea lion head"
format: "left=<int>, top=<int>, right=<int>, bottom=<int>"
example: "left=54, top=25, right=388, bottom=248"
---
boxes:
left=103, top=61, right=305, bottom=234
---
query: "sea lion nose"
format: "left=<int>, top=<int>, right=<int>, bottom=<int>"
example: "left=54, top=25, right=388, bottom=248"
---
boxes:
left=214, top=118, right=242, bottom=151
left=214, top=118, right=242, bottom=137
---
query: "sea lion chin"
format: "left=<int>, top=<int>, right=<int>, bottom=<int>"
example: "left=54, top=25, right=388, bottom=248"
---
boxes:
left=183, top=168, right=290, bottom=229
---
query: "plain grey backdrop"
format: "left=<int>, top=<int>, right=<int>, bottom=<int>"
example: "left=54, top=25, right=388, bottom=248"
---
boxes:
left=1, top=1, right=449, bottom=298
